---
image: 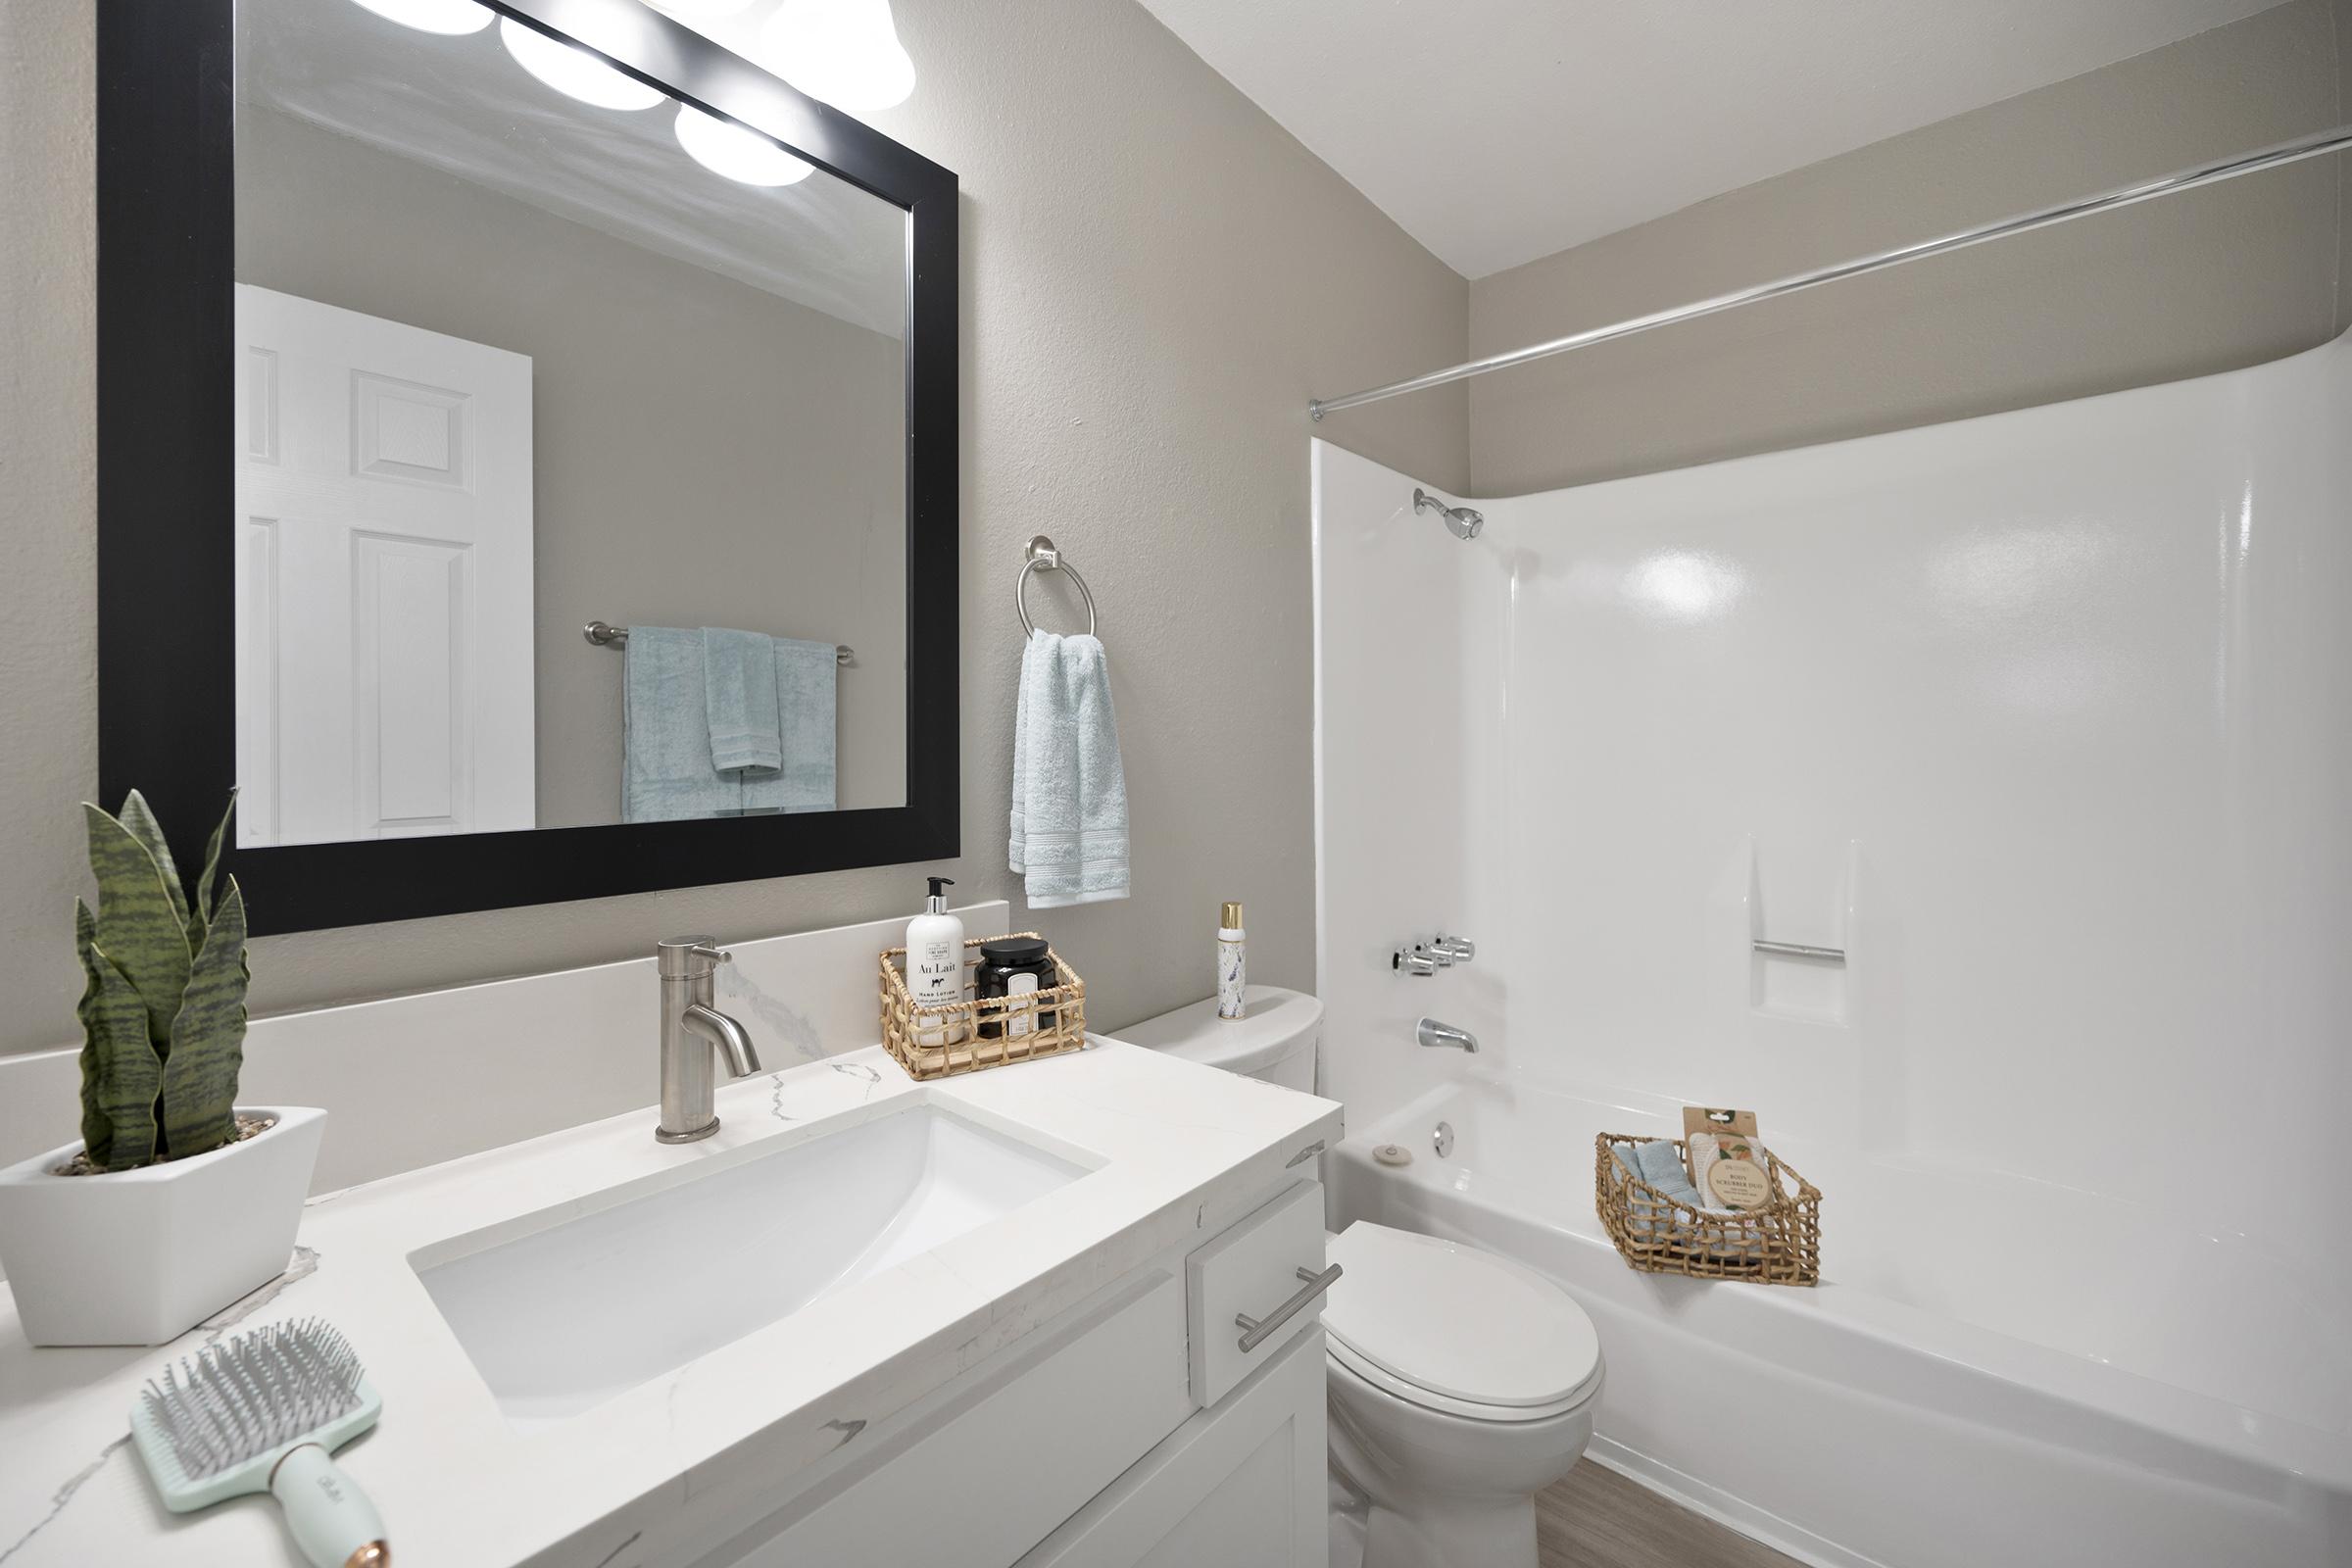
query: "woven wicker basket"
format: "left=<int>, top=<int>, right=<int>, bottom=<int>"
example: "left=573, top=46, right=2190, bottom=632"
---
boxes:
left=1594, top=1133, right=1821, bottom=1286
left=879, top=934, right=1087, bottom=1081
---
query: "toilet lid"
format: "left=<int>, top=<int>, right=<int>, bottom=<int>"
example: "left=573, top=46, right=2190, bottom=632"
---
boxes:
left=1324, top=1224, right=1600, bottom=1411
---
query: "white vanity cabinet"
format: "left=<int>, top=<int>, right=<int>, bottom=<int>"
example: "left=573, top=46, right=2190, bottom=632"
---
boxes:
left=1017, top=1328, right=1326, bottom=1568
left=692, top=1178, right=1331, bottom=1568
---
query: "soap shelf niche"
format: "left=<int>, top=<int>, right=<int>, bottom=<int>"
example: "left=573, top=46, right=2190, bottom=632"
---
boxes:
left=1740, top=840, right=1858, bottom=1026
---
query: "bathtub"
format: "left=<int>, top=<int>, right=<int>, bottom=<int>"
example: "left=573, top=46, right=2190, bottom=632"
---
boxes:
left=1326, top=1074, right=2352, bottom=1568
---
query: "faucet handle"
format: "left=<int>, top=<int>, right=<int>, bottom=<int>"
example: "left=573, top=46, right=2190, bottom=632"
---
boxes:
left=657, top=935, right=732, bottom=977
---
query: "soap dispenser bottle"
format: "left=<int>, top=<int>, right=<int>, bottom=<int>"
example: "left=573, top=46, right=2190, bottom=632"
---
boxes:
left=907, top=876, right=965, bottom=1046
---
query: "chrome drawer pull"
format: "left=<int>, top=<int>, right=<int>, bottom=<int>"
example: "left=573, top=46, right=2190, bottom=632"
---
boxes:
left=1234, top=1263, right=1343, bottom=1353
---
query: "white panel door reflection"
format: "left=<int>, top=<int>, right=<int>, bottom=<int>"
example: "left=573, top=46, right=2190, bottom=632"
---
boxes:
left=234, top=284, right=534, bottom=846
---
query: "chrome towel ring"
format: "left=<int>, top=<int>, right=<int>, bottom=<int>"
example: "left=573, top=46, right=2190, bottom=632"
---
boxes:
left=1015, top=534, right=1098, bottom=637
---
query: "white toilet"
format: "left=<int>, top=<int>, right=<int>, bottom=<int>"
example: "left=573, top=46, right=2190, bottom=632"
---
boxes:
left=1113, top=983, right=1324, bottom=1092
left=1121, top=988, right=1605, bottom=1568
left=1322, top=1223, right=1601, bottom=1567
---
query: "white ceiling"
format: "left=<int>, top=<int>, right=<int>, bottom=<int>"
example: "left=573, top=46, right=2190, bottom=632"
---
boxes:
left=1134, top=0, right=2283, bottom=278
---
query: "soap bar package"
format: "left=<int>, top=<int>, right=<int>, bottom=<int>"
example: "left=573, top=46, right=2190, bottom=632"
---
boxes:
left=1683, top=1106, right=1772, bottom=1210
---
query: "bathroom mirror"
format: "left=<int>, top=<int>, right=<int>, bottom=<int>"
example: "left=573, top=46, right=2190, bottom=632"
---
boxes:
left=98, top=0, right=958, bottom=933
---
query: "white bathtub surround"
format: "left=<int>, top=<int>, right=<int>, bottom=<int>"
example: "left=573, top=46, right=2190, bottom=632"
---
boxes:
left=1312, top=328, right=2352, bottom=1567
left=0, top=1106, right=324, bottom=1348
left=0, top=1039, right=1342, bottom=1565
left=0, top=902, right=1009, bottom=1210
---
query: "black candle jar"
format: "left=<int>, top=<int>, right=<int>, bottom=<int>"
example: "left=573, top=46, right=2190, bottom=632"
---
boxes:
left=975, top=936, right=1055, bottom=1040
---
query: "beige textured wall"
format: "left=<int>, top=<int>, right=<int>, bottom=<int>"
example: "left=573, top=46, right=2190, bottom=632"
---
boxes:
left=2339, top=0, right=2350, bottom=332
left=0, top=0, right=1467, bottom=1057
left=1466, top=1, right=2349, bottom=494
left=237, top=107, right=909, bottom=828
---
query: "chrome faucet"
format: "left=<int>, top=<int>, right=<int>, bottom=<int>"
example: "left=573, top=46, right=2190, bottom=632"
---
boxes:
left=1415, top=1017, right=1479, bottom=1054
left=1394, top=932, right=1477, bottom=975
left=656, top=936, right=761, bottom=1144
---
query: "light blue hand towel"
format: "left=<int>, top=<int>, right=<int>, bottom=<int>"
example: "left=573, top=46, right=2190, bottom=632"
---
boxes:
left=1009, top=630, right=1128, bottom=907
left=624, top=627, right=740, bottom=823
left=704, top=627, right=782, bottom=775
left=739, top=637, right=837, bottom=814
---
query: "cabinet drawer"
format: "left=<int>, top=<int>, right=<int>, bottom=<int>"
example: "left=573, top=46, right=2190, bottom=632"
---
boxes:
left=1186, top=1180, right=1331, bottom=1407
left=704, top=1269, right=1191, bottom=1568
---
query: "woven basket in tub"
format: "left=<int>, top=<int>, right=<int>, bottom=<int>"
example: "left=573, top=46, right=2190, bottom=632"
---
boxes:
left=1594, top=1133, right=1821, bottom=1286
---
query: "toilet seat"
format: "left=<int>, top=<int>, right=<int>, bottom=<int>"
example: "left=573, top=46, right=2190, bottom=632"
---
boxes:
left=1326, top=1335, right=1598, bottom=1424
left=1323, top=1224, right=1602, bottom=1425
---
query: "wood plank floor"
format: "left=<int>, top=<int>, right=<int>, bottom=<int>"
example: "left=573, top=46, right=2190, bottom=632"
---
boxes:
left=1537, top=1461, right=1801, bottom=1568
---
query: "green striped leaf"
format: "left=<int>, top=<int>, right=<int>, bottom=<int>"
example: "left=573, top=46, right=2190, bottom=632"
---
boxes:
left=81, top=929, right=163, bottom=1169
left=116, top=789, right=190, bottom=936
left=188, top=788, right=237, bottom=946
left=82, top=803, right=193, bottom=1051
left=73, top=900, right=112, bottom=1165
left=161, top=879, right=248, bottom=1159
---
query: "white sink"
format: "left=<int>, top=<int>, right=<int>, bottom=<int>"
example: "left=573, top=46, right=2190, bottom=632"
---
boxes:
left=413, top=1103, right=1088, bottom=1427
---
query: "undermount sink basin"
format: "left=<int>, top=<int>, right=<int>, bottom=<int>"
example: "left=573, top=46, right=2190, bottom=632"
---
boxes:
left=413, top=1103, right=1088, bottom=1427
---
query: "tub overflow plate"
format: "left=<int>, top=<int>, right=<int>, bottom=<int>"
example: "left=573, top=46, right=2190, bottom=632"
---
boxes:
left=1432, top=1120, right=1454, bottom=1158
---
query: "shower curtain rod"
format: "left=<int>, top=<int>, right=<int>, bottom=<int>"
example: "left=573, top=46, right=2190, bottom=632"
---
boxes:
left=1307, top=122, right=2352, bottom=420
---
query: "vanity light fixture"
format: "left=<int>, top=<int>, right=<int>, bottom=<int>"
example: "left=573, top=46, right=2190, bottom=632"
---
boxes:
left=761, top=0, right=916, bottom=113
left=672, top=105, right=814, bottom=186
left=498, top=18, right=666, bottom=110
left=647, top=0, right=761, bottom=16
left=345, top=0, right=493, bottom=33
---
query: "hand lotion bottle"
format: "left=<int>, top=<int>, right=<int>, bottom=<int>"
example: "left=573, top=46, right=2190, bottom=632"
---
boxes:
left=907, top=876, right=965, bottom=1046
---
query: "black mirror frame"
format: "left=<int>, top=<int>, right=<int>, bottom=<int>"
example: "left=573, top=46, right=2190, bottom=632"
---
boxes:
left=97, top=0, right=959, bottom=936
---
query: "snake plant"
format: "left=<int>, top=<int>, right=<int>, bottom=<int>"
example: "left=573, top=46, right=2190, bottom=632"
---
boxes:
left=74, top=791, right=248, bottom=1170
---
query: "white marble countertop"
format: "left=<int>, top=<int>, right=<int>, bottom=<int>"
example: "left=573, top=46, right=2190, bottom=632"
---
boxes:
left=0, top=1040, right=1342, bottom=1567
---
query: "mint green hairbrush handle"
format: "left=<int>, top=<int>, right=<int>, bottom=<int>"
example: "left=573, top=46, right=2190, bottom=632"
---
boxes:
left=269, top=1444, right=389, bottom=1567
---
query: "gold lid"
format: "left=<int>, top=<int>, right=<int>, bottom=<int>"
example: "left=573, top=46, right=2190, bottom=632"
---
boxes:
left=1221, top=902, right=1244, bottom=928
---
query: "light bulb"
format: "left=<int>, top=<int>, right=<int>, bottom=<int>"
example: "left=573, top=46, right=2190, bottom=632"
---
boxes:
left=498, top=19, right=665, bottom=111
left=647, top=0, right=760, bottom=16
left=761, top=0, right=915, bottom=113
left=673, top=105, right=813, bottom=187
left=345, top=0, right=494, bottom=33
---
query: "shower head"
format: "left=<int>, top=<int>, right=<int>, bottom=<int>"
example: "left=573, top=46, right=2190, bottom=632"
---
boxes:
left=1413, top=487, right=1485, bottom=540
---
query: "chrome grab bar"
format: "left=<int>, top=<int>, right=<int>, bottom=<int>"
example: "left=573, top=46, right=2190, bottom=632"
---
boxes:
left=1235, top=1263, right=1343, bottom=1353
left=1753, top=938, right=1845, bottom=962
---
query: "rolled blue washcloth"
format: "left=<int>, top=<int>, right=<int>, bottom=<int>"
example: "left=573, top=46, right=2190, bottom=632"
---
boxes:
left=1610, top=1139, right=1774, bottom=1259
left=1634, top=1138, right=1709, bottom=1207
left=1610, top=1147, right=1671, bottom=1240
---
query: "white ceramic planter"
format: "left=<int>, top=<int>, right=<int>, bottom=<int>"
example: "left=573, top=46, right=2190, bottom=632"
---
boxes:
left=0, top=1105, right=325, bottom=1347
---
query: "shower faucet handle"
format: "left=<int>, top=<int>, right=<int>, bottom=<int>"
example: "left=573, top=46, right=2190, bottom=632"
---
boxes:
left=1430, top=934, right=1475, bottom=963
left=1393, top=946, right=1440, bottom=976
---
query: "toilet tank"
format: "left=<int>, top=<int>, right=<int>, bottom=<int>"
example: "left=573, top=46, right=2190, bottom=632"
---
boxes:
left=1112, top=986, right=1321, bottom=1094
